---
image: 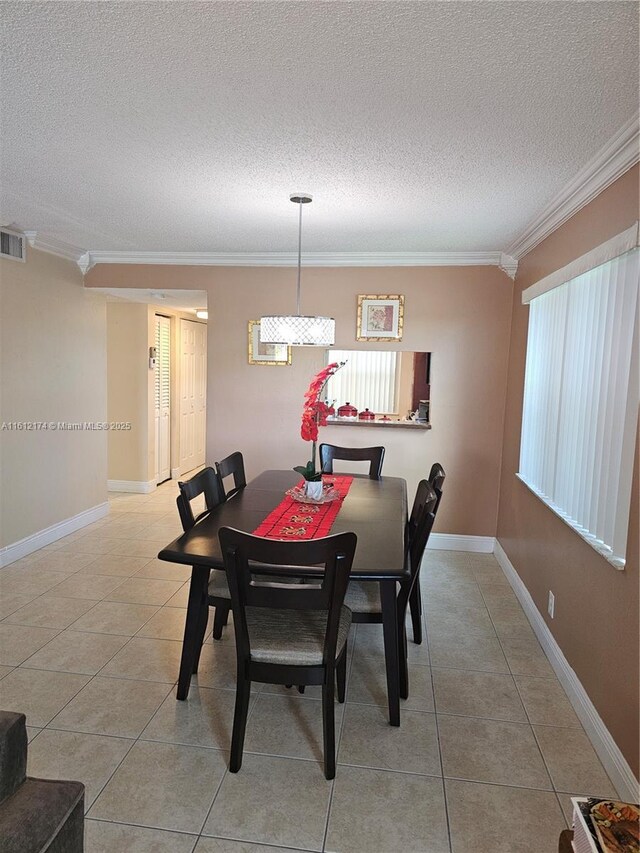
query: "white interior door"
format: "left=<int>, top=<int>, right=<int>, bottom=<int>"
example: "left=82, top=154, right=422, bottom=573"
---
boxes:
left=154, top=315, right=171, bottom=483
left=180, top=318, right=207, bottom=474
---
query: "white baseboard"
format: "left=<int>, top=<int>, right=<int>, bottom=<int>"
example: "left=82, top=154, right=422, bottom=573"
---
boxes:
left=171, top=467, right=181, bottom=480
left=428, top=533, right=496, bottom=553
left=493, top=539, right=640, bottom=803
left=107, top=479, right=157, bottom=494
left=0, top=502, right=110, bottom=568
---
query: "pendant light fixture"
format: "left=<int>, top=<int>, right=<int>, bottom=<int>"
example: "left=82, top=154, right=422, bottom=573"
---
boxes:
left=260, top=193, right=335, bottom=346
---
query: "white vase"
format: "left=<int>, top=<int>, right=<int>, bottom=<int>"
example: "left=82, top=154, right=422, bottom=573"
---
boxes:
left=304, top=480, right=324, bottom=501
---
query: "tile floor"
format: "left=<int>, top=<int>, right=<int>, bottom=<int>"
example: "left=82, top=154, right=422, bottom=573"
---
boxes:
left=0, top=480, right=619, bottom=852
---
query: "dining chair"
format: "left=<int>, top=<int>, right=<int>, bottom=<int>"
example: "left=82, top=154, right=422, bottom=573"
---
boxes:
left=342, top=480, right=437, bottom=699
left=398, top=481, right=438, bottom=696
left=319, top=443, right=385, bottom=479
left=215, top=451, right=247, bottom=500
left=408, top=462, right=446, bottom=644
left=177, top=467, right=231, bottom=648
left=219, top=527, right=357, bottom=779
left=428, top=462, right=446, bottom=515
left=177, top=466, right=224, bottom=528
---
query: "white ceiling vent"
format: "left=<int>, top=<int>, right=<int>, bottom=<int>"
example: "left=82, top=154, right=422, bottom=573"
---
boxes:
left=0, top=228, right=26, bottom=262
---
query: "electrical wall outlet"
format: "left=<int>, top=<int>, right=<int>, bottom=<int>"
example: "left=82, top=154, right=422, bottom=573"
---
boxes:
left=548, top=590, right=555, bottom=619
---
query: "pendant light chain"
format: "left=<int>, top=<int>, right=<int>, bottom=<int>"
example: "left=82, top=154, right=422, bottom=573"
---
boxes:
left=296, top=198, right=303, bottom=316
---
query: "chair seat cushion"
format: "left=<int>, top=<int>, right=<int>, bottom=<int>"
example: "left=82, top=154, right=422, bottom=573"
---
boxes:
left=207, top=572, right=301, bottom=603
left=207, top=571, right=230, bottom=600
left=246, top=605, right=352, bottom=666
left=344, top=580, right=382, bottom=614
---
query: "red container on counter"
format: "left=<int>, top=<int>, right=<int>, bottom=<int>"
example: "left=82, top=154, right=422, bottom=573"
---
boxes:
left=358, top=408, right=375, bottom=421
left=337, top=402, right=358, bottom=418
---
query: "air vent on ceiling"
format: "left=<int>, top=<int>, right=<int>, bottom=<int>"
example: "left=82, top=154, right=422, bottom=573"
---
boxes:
left=0, top=229, right=26, bottom=262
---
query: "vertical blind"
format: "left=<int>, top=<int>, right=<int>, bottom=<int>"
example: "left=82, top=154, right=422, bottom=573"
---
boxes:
left=325, top=350, right=398, bottom=413
left=519, top=237, right=639, bottom=569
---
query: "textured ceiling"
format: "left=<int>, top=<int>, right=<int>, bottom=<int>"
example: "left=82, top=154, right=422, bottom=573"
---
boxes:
left=1, top=1, right=637, bottom=255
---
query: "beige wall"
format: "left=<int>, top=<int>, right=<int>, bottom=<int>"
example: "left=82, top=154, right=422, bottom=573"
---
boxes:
left=106, top=302, right=150, bottom=483
left=496, top=165, right=640, bottom=777
left=397, top=351, right=415, bottom=416
left=0, top=248, right=107, bottom=548
left=87, top=264, right=514, bottom=535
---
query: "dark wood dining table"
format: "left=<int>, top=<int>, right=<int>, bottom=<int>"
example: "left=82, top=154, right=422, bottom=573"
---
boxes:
left=157, top=469, right=408, bottom=725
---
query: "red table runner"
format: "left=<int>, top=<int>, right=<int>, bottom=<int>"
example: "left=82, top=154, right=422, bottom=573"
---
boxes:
left=252, top=475, right=354, bottom=540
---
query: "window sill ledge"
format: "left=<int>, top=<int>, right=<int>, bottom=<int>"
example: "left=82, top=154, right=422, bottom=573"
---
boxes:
left=516, top=473, right=625, bottom=570
left=325, top=418, right=431, bottom=430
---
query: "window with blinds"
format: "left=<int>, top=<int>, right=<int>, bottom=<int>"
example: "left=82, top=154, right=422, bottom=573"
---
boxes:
left=518, top=225, right=639, bottom=569
left=325, top=350, right=398, bottom=413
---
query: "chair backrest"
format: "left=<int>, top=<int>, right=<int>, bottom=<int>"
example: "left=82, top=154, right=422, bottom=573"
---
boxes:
left=407, top=481, right=437, bottom=580
left=176, top=467, right=225, bottom=532
left=408, top=478, right=434, bottom=529
left=219, top=527, right=357, bottom=667
left=428, top=462, right=446, bottom=515
left=215, top=451, right=247, bottom=500
left=319, top=444, right=385, bottom=479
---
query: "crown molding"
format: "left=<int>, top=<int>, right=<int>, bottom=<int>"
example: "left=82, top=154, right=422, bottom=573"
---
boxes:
left=76, top=253, right=92, bottom=274
left=506, top=114, right=640, bottom=260
left=12, top=232, right=518, bottom=276
left=23, top=230, right=91, bottom=273
left=498, top=253, right=518, bottom=280
left=85, top=249, right=515, bottom=270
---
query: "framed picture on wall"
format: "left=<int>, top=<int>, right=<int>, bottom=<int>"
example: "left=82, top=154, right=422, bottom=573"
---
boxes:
left=247, top=320, right=292, bottom=366
left=356, top=294, right=405, bottom=341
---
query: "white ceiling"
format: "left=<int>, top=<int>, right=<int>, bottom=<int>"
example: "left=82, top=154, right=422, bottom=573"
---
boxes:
left=1, top=1, right=638, bottom=257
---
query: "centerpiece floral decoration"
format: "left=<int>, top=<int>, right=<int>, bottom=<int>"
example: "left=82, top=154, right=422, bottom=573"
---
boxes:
left=294, top=361, right=344, bottom=487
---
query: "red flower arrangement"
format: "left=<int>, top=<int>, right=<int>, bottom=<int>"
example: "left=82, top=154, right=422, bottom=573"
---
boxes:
left=294, top=361, right=344, bottom=481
